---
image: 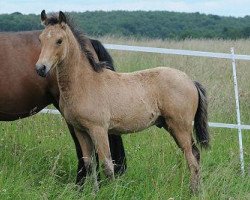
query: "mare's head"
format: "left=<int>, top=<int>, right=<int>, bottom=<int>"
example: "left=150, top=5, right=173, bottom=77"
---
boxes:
left=36, top=10, right=70, bottom=77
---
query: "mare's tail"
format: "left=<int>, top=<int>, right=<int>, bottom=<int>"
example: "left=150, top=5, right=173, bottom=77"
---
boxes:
left=193, top=81, right=210, bottom=149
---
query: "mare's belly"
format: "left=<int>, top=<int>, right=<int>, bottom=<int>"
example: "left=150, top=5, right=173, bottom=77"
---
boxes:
left=0, top=104, right=47, bottom=121
left=0, top=87, right=51, bottom=121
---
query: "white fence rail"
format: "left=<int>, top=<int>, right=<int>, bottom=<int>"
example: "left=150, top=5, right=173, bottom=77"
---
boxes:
left=104, top=44, right=250, bottom=60
left=40, top=44, right=250, bottom=174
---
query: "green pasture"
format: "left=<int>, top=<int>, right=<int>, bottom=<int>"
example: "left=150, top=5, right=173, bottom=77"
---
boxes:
left=0, top=38, right=250, bottom=199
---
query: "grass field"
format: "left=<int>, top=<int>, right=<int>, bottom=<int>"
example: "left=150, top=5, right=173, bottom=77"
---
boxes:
left=0, top=38, right=250, bottom=199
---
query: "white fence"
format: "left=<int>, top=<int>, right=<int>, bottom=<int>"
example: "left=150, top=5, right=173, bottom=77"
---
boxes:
left=40, top=44, right=250, bottom=174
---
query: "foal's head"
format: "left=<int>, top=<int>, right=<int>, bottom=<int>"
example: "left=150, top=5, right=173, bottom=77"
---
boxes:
left=36, top=10, right=109, bottom=77
left=36, top=10, right=72, bottom=77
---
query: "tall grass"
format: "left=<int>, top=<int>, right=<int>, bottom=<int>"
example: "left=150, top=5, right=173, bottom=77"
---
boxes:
left=0, top=38, right=250, bottom=199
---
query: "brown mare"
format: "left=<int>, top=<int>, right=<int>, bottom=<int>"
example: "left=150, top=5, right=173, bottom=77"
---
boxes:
left=0, top=25, right=126, bottom=185
left=36, top=11, right=210, bottom=193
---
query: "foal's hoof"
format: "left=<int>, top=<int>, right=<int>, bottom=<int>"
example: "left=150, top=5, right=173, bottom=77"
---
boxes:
left=92, top=183, right=99, bottom=195
left=190, top=182, right=200, bottom=195
left=191, top=187, right=199, bottom=195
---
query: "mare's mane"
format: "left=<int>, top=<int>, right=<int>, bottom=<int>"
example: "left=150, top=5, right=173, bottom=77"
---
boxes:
left=45, top=13, right=111, bottom=72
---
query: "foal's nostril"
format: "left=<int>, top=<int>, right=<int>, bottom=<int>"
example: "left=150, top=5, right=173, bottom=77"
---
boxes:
left=36, top=64, right=47, bottom=77
left=41, top=65, right=46, bottom=73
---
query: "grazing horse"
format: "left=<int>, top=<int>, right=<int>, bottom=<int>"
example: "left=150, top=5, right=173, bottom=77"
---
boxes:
left=0, top=27, right=126, bottom=184
left=36, top=10, right=209, bottom=193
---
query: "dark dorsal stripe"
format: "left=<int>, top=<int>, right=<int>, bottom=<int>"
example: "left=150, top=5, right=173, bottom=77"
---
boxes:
left=45, top=13, right=112, bottom=72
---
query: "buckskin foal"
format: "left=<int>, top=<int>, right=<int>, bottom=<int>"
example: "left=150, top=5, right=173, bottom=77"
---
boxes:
left=36, top=11, right=209, bottom=193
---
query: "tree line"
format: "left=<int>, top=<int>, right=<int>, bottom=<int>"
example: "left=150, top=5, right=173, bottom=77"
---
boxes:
left=1, top=11, right=250, bottom=40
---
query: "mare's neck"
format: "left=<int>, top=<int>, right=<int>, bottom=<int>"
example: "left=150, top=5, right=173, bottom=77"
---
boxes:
left=56, top=29, right=94, bottom=102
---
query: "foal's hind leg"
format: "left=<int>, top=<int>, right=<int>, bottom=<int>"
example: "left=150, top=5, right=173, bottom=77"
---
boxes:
left=164, top=120, right=200, bottom=193
left=192, top=140, right=200, bottom=164
left=88, top=126, right=114, bottom=180
left=74, top=128, right=99, bottom=192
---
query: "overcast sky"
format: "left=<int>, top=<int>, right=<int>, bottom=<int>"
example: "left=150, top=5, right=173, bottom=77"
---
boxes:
left=0, top=0, right=249, bottom=17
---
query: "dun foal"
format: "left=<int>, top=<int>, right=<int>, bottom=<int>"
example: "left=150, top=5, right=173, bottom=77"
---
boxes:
left=36, top=11, right=209, bottom=193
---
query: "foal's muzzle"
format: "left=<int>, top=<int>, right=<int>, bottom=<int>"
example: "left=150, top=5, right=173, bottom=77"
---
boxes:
left=36, top=64, right=47, bottom=77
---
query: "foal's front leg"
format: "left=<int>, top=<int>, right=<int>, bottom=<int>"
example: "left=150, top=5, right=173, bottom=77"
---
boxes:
left=53, top=102, right=88, bottom=185
left=89, top=126, right=114, bottom=180
left=74, top=128, right=99, bottom=192
left=66, top=123, right=87, bottom=185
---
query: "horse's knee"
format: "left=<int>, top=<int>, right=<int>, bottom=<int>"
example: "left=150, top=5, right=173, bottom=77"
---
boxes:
left=88, top=126, right=114, bottom=179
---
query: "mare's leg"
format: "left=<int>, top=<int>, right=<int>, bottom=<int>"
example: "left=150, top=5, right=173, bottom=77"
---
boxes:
left=74, top=128, right=99, bottom=192
left=89, top=126, right=114, bottom=180
left=108, top=134, right=127, bottom=175
left=165, top=119, right=200, bottom=193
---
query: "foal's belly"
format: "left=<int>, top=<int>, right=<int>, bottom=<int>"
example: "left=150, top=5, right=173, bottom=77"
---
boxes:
left=107, top=80, right=161, bottom=134
left=109, top=106, right=160, bottom=134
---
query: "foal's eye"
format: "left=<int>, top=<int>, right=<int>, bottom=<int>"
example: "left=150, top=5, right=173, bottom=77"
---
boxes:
left=56, top=39, right=63, bottom=45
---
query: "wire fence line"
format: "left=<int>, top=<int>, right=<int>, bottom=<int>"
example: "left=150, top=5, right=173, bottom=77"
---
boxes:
left=39, top=44, right=250, bottom=173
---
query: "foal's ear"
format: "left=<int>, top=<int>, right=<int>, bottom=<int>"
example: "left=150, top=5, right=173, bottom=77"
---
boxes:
left=41, top=10, right=47, bottom=26
left=59, top=11, right=67, bottom=24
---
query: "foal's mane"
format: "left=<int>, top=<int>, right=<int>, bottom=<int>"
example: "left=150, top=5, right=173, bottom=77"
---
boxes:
left=45, top=13, right=111, bottom=72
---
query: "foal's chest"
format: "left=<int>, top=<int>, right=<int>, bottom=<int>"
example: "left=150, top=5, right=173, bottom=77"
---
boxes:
left=59, top=98, right=80, bottom=126
left=59, top=97, right=105, bottom=130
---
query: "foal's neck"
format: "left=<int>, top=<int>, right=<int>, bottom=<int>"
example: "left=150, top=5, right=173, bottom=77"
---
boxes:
left=56, top=28, right=94, bottom=102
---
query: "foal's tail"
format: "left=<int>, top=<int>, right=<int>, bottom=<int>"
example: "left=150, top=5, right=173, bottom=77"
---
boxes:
left=193, top=81, right=210, bottom=149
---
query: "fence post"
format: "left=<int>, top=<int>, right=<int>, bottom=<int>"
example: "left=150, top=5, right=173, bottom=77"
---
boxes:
left=231, top=47, right=245, bottom=174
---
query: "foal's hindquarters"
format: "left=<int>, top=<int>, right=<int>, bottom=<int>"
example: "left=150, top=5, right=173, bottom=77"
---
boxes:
left=63, top=67, right=208, bottom=193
